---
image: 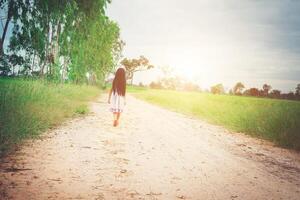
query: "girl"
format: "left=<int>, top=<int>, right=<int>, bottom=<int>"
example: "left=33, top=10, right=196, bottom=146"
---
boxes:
left=108, top=68, right=126, bottom=127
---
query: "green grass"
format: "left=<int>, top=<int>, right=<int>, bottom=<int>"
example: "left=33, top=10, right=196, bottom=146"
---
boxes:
left=0, top=78, right=100, bottom=154
left=129, top=87, right=300, bottom=150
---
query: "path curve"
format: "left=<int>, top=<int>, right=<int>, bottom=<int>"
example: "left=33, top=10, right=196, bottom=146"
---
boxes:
left=1, top=94, right=300, bottom=200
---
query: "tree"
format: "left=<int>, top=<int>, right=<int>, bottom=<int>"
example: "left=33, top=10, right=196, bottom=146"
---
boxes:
left=160, top=77, right=180, bottom=90
left=262, top=84, right=272, bottom=96
left=121, top=55, right=154, bottom=84
left=211, top=84, right=224, bottom=94
left=0, top=54, right=10, bottom=75
left=1, top=0, right=122, bottom=84
left=0, top=0, right=21, bottom=56
left=286, top=92, right=295, bottom=100
left=244, top=88, right=260, bottom=97
left=270, top=90, right=281, bottom=99
left=68, top=16, right=122, bottom=83
left=182, top=81, right=201, bottom=92
left=233, top=82, right=245, bottom=95
left=295, top=84, right=300, bottom=96
left=149, top=81, right=162, bottom=89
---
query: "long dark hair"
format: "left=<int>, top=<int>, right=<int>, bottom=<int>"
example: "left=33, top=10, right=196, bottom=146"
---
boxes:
left=112, top=68, right=126, bottom=96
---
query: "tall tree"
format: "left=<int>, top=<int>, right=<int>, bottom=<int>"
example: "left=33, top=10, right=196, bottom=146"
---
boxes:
left=0, top=0, right=13, bottom=56
left=1, top=0, right=122, bottom=84
left=262, top=84, right=272, bottom=96
left=0, top=0, right=31, bottom=55
left=233, top=82, right=245, bottom=95
left=211, top=83, right=224, bottom=94
left=295, top=84, right=300, bottom=96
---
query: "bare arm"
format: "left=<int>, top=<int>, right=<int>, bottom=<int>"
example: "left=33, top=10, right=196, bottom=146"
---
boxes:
left=108, top=88, right=112, bottom=103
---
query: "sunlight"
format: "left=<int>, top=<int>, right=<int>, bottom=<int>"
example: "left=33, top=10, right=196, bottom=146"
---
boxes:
left=1, top=1, right=300, bottom=199
left=165, top=46, right=227, bottom=89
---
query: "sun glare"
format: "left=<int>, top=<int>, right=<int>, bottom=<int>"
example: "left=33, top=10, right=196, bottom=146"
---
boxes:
left=167, top=48, right=225, bottom=89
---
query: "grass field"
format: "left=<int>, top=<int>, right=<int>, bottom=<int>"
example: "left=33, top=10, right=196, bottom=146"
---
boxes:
left=0, top=78, right=100, bottom=154
left=129, top=86, right=300, bottom=150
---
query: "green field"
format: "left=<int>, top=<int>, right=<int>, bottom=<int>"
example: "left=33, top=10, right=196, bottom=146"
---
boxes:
left=129, top=87, right=300, bottom=150
left=0, top=78, right=100, bottom=154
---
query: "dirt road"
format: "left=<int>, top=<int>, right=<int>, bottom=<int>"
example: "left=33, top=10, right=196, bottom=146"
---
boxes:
left=1, top=94, right=300, bottom=200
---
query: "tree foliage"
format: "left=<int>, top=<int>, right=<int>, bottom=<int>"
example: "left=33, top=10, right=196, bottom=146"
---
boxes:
left=244, top=88, right=260, bottom=97
left=0, top=0, right=123, bottom=84
left=262, top=84, right=272, bottom=96
left=233, top=82, right=245, bottom=95
left=211, top=84, right=224, bottom=94
left=270, top=89, right=281, bottom=98
left=120, top=55, right=154, bottom=84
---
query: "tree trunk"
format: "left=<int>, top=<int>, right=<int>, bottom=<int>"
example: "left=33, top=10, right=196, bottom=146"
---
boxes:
left=131, top=74, right=134, bottom=85
left=0, top=1, right=13, bottom=57
left=40, top=22, right=50, bottom=77
left=53, top=21, right=61, bottom=77
left=55, top=22, right=61, bottom=59
left=61, top=57, right=68, bottom=83
left=49, top=23, right=55, bottom=76
left=31, top=51, right=36, bottom=74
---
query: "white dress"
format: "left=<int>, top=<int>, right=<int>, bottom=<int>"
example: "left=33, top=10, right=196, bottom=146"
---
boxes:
left=110, top=92, right=125, bottom=113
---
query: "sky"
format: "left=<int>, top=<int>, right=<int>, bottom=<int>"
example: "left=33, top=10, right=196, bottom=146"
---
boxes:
left=106, top=0, right=300, bottom=92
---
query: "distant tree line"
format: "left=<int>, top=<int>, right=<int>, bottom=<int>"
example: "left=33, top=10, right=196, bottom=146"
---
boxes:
left=147, top=75, right=300, bottom=101
left=213, top=82, right=300, bottom=101
left=146, top=66, right=200, bottom=91
left=0, top=0, right=123, bottom=84
left=149, top=76, right=201, bottom=92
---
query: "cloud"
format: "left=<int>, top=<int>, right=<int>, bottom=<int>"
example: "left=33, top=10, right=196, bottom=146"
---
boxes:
left=107, top=0, right=300, bottom=91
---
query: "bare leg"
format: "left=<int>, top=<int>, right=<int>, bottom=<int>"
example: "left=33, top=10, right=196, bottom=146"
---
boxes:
left=116, top=112, right=121, bottom=126
left=117, top=112, right=121, bottom=121
left=113, top=112, right=118, bottom=126
left=113, top=112, right=118, bottom=120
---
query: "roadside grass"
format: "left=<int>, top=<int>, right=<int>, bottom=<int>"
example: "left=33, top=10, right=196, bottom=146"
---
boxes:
left=0, top=78, right=100, bottom=154
left=129, top=87, right=300, bottom=150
